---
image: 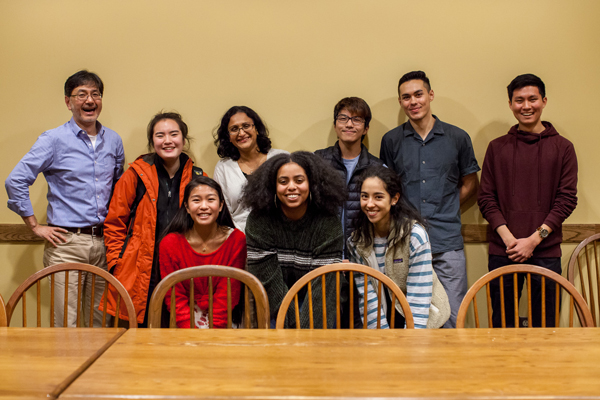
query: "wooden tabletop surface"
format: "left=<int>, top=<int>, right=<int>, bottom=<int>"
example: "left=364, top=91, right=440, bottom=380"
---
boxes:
left=0, top=328, right=125, bottom=399
left=60, top=328, right=600, bottom=400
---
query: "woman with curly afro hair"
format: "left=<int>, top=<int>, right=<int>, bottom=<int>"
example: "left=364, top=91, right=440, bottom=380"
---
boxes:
left=243, top=151, right=347, bottom=328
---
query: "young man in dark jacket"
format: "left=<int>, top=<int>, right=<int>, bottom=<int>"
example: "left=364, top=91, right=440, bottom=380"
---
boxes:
left=315, top=97, right=384, bottom=251
left=478, top=73, right=578, bottom=327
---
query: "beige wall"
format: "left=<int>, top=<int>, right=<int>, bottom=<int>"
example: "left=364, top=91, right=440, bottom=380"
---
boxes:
left=1, top=1, right=598, bottom=325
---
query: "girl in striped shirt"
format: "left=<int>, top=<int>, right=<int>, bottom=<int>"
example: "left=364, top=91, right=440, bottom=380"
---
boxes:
left=347, top=166, right=450, bottom=329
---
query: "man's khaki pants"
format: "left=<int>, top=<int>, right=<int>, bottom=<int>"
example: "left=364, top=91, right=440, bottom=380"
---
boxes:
left=43, top=232, right=109, bottom=327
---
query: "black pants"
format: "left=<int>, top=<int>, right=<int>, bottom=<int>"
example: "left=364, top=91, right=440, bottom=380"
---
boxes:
left=488, top=255, right=562, bottom=328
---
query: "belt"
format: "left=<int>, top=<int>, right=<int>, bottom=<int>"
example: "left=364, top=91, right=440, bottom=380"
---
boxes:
left=49, top=224, right=104, bottom=237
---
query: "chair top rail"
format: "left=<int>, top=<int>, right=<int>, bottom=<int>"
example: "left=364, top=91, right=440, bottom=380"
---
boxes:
left=5, top=262, right=138, bottom=327
left=457, top=263, right=594, bottom=328
left=275, top=262, right=414, bottom=329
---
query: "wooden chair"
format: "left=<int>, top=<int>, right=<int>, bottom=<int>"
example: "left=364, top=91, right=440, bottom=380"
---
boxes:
left=276, top=263, right=414, bottom=329
left=5, top=263, right=137, bottom=328
left=148, top=265, right=270, bottom=329
left=0, top=293, right=7, bottom=327
left=457, top=264, right=594, bottom=328
left=568, top=233, right=600, bottom=326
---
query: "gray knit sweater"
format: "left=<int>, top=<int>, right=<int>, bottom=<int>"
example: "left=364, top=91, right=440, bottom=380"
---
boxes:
left=246, top=206, right=343, bottom=328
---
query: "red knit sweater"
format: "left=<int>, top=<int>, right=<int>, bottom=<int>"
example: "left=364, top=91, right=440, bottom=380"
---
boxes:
left=478, top=122, right=577, bottom=258
left=159, top=229, right=247, bottom=328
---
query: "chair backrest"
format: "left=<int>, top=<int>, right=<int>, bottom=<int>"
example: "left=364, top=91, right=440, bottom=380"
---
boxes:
left=148, top=265, right=270, bottom=329
left=5, top=262, right=137, bottom=328
left=0, top=293, right=7, bottom=327
left=568, top=233, right=600, bottom=326
left=457, top=264, right=594, bottom=328
left=276, top=263, right=414, bottom=329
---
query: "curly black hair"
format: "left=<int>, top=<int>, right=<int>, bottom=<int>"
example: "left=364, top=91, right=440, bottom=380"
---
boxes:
left=350, top=165, right=425, bottom=247
left=243, top=151, right=347, bottom=216
left=213, top=106, right=272, bottom=161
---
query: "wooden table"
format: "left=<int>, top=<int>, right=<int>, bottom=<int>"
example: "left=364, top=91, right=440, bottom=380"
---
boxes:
left=0, top=328, right=125, bottom=399
left=60, top=328, right=600, bottom=399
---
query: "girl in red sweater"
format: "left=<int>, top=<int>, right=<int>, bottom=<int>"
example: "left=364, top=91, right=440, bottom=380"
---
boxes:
left=159, top=176, right=247, bottom=328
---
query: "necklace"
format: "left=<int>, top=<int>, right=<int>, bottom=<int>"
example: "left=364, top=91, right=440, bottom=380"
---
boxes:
left=238, top=153, right=266, bottom=174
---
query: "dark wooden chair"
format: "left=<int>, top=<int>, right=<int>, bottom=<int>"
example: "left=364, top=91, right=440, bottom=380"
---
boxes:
left=457, top=264, right=594, bottom=328
left=568, top=233, right=600, bottom=326
left=148, top=265, right=270, bottom=329
left=276, top=263, right=414, bottom=329
left=0, top=293, right=7, bottom=327
left=5, top=262, right=137, bottom=328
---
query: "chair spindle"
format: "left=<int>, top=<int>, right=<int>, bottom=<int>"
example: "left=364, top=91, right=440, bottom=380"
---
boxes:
left=76, top=271, right=83, bottom=327
left=90, top=274, right=96, bottom=327
left=294, top=295, right=300, bottom=329
left=227, top=278, right=232, bottom=329
left=307, top=281, right=314, bottom=329
left=63, top=271, right=69, bottom=327
left=208, top=276, right=213, bottom=329
left=513, top=273, right=518, bottom=328
left=349, top=271, right=354, bottom=330
left=190, top=279, right=195, bottom=329
left=36, top=281, right=41, bottom=327
left=499, top=275, right=506, bottom=328
left=321, top=275, right=327, bottom=329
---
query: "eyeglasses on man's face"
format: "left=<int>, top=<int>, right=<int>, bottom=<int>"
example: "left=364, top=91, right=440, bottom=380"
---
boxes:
left=336, top=114, right=365, bottom=125
left=70, top=92, right=102, bottom=102
left=229, top=123, right=255, bottom=134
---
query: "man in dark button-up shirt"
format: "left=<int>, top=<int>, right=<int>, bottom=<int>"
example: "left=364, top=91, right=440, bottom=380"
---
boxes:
left=380, top=71, right=479, bottom=328
left=5, top=70, right=124, bottom=327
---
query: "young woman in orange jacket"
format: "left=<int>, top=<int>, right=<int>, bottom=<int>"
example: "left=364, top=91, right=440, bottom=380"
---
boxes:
left=103, top=112, right=206, bottom=327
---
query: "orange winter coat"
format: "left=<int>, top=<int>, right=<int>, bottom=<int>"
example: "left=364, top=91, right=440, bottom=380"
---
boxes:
left=103, top=153, right=204, bottom=323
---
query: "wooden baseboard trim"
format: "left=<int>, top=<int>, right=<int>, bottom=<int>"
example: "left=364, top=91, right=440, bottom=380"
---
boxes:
left=1, top=223, right=599, bottom=244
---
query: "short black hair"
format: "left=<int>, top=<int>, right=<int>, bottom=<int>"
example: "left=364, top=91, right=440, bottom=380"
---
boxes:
left=243, top=151, right=347, bottom=216
left=507, top=74, right=546, bottom=101
left=64, top=70, right=104, bottom=96
left=213, top=106, right=272, bottom=161
left=333, top=97, right=372, bottom=129
left=146, top=111, right=192, bottom=152
left=398, top=70, right=431, bottom=96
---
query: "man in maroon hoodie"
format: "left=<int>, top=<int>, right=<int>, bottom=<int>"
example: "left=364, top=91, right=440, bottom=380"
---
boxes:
left=478, top=74, right=578, bottom=327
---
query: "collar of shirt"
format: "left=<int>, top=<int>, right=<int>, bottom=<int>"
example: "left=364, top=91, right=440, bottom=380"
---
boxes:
left=403, top=115, right=445, bottom=143
left=68, top=117, right=105, bottom=139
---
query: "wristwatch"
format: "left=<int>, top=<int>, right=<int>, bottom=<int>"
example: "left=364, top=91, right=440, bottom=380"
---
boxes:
left=537, top=226, right=549, bottom=239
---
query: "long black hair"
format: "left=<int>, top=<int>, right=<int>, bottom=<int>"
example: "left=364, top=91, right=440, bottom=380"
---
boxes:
left=162, top=176, right=235, bottom=238
left=213, top=106, right=272, bottom=160
left=243, top=151, right=347, bottom=216
left=350, top=166, right=425, bottom=247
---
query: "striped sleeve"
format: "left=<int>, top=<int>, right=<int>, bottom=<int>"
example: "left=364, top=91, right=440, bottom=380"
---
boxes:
left=407, top=224, right=433, bottom=329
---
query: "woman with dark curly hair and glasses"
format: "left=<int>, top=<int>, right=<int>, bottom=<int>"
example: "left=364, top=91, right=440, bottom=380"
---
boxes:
left=243, top=151, right=347, bottom=328
left=213, top=106, right=287, bottom=232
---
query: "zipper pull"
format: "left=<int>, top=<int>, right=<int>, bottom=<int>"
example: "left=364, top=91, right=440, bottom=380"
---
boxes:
left=168, top=190, right=171, bottom=198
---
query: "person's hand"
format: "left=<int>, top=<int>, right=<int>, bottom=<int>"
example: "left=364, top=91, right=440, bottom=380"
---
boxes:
left=506, top=236, right=539, bottom=263
left=32, top=225, right=68, bottom=247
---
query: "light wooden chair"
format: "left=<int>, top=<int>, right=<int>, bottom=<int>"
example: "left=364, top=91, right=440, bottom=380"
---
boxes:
left=457, top=264, right=594, bottom=328
left=5, top=262, right=137, bottom=328
left=276, top=263, right=414, bottom=329
left=148, top=265, right=270, bottom=329
left=568, top=233, right=600, bottom=326
left=0, top=293, right=7, bottom=327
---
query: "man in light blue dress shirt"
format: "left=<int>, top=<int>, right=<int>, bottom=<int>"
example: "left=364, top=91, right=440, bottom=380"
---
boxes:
left=5, top=70, right=124, bottom=327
